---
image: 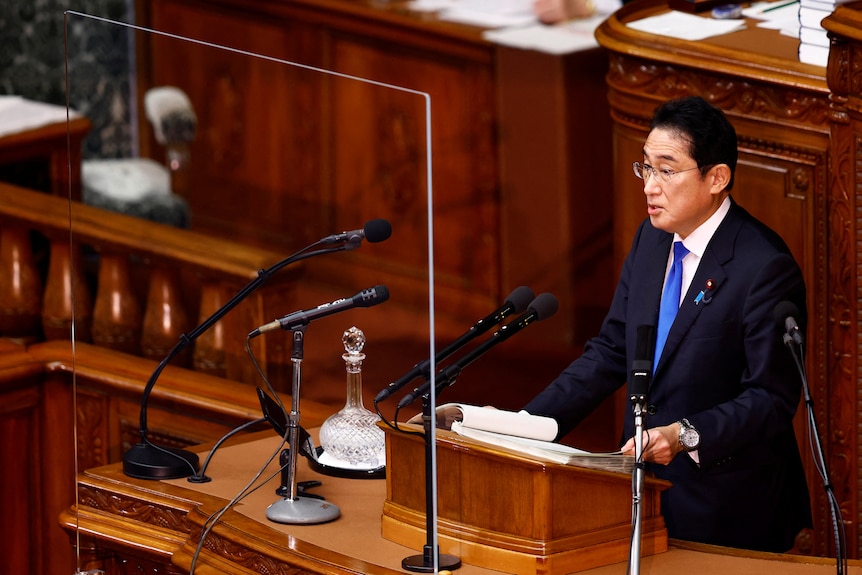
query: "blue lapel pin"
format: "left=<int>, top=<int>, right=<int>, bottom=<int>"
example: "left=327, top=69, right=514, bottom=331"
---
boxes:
left=695, top=279, right=715, bottom=305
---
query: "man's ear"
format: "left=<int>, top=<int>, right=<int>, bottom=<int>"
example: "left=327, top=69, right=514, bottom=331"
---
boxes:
left=710, top=164, right=731, bottom=194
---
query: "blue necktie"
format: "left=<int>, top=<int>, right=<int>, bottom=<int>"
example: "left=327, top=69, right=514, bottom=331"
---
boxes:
left=654, top=241, right=689, bottom=368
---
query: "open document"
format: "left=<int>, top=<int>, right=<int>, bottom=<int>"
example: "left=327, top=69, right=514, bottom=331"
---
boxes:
left=430, top=402, right=559, bottom=440
left=419, top=403, right=634, bottom=473
left=452, top=422, right=634, bottom=473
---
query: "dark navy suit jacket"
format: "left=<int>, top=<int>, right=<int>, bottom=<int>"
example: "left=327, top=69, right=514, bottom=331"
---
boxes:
left=524, top=198, right=812, bottom=552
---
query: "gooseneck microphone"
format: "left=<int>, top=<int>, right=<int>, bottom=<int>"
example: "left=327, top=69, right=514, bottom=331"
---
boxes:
left=397, top=292, right=558, bottom=409
left=774, top=300, right=804, bottom=346
left=321, top=218, right=392, bottom=249
left=374, top=285, right=535, bottom=404
left=774, top=300, right=846, bottom=575
left=250, top=285, right=389, bottom=337
left=122, top=219, right=391, bottom=480
left=629, top=325, right=656, bottom=403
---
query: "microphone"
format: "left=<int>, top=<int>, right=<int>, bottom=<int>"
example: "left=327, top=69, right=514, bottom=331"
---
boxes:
left=320, top=218, right=392, bottom=249
left=122, top=222, right=391, bottom=481
left=374, top=285, right=535, bottom=403
left=397, top=292, right=558, bottom=409
left=250, top=285, right=390, bottom=336
left=774, top=301, right=804, bottom=346
left=629, top=324, right=655, bottom=403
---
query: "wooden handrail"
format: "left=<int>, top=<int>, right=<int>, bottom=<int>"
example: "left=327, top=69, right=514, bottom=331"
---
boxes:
left=0, top=180, right=287, bottom=279
left=0, top=181, right=303, bottom=384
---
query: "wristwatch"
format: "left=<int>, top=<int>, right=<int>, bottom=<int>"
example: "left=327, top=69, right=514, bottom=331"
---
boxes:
left=678, top=418, right=700, bottom=452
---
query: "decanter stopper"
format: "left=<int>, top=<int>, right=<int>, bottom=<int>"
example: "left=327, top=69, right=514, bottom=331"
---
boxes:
left=319, top=326, right=386, bottom=468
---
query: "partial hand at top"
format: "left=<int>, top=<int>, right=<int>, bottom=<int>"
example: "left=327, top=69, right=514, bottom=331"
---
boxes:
left=533, top=0, right=595, bottom=24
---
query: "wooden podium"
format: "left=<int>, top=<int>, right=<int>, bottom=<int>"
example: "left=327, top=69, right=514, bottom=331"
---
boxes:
left=381, top=425, right=670, bottom=574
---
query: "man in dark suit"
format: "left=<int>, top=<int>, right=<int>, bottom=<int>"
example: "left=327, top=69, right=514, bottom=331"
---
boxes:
left=524, top=96, right=812, bottom=552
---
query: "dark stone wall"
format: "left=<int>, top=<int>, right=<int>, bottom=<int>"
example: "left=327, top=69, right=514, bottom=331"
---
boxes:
left=0, top=0, right=135, bottom=158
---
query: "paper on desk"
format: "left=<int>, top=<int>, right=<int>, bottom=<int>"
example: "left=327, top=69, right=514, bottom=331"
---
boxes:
left=410, top=0, right=538, bottom=28
left=0, top=96, right=80, bottom=138
left=437, top=8, right=537, bottom=27
left=482, top=0, right=623, bottom=54
left=627, top=11, right=746, bottom=41
left=743, top=0, right=799, bottom=19
left=746, top=1, right=800, bottom=37
left=482, top=18, right=603, bottom=53
left=409, top=0, right=458, bottom=10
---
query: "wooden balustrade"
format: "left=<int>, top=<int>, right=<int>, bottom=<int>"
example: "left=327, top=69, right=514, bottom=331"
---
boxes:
left=0, top=181, right=302, bottom=385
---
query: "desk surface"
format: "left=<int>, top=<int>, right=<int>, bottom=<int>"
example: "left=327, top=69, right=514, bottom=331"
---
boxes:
left=0, top=97, right=90, bottom=198
left=66, top=433, right=862, bottom=574
left=596, top=0, right=827, bottom=91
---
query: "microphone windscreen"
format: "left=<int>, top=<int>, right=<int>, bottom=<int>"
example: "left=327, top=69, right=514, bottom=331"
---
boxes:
left=529, top=293, right=559, bottom=321
left=773, top=300, right=799, bottom=328
left=355, top=285, right=390, bottom=307
left=506, top=286, right=536, bottom=313
left=372, top=284, right=390, bottom=304
left=364, top=219, right=392, bottom=243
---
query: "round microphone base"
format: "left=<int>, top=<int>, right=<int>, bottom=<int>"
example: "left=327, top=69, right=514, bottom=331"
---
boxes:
left=123, top=442, right=199, bottom=480
left=266, top=496, right=341, bottom=524
left=402, top=552, right=462, bottom=573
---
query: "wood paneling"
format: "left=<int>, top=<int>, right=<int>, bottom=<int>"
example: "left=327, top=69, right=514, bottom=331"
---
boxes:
left=133, top=0, right=615, bottom=346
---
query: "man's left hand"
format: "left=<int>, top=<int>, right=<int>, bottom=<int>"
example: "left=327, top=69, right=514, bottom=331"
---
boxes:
left=621, top=423, right=683, bottom=464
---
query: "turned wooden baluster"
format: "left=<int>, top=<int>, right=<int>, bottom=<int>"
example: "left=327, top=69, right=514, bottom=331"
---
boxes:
left=140, top=264, right=190, bottom=366
left=42, top=241, right=92, bottom=342
left=92, top=253, right=142, bottom=355
left=0, top=226, right=43, bottom=340
left=193, top=281, right=228, bottom=377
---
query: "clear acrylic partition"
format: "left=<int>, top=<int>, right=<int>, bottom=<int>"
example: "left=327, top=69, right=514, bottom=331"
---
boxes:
left=64, top=10, right=453, bottom=574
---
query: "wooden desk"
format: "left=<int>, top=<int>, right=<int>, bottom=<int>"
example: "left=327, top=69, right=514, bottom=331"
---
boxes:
left=62, top=433, right=862, bottom=574
left=594, top=0, right=843, bottom=557
left=0, top=107, right=90, bottom=200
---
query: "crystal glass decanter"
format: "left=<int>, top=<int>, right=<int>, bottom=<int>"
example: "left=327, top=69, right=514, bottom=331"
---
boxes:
left=319, top=326, right=386, bottom=468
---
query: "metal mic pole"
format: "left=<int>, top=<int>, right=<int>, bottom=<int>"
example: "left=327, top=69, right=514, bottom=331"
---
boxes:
left=628, top=324, right=653, bottom=575
left=628, top=397, right=646, bottom=575
left=266, top=327, right=341, bottom=524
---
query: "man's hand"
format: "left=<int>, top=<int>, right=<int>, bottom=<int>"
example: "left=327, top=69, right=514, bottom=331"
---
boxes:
left=533, top=0, right=595, bottom=24
left=621, top=422, right=683, bottom=465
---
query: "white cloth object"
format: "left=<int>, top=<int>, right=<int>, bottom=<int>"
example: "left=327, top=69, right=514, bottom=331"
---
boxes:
left=144, top=87, right=196, bottom=145
left=82, top=158, right=171, bottom=202
left=0, top=96, right=81, bottom=138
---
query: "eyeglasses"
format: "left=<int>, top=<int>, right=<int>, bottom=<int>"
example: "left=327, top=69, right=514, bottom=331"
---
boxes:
left=632, top=161, right=700, bottom=184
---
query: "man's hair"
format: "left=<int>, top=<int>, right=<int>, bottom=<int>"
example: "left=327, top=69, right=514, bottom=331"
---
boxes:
left=650, top=96, right=737, bottom=191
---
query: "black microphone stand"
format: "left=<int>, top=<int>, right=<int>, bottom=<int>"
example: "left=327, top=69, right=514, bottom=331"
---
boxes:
left=401, top=389, right=461, bottom=573
left=123, top=242, right=350, bottom=480
left=374, top=286, right=534, bottom=404
left=784, top=334, right=846, bottom=575
left=398, top=293, right=559, bottom=410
